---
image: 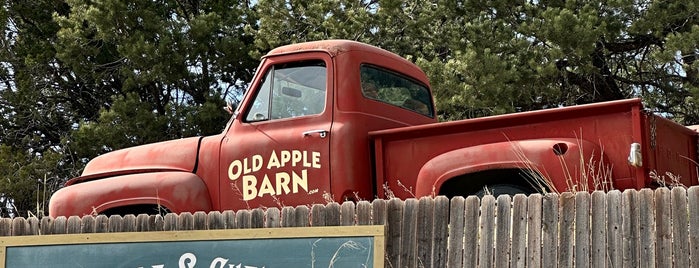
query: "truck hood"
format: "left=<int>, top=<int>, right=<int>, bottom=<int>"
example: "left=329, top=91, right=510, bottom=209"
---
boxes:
left=67, top=137, right=202, bottom=186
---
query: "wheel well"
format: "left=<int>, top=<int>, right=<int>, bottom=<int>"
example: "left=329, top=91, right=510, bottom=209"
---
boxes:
left=438, top=168, right=544, bottom=199
left=100, top=204, right=170, bottom=217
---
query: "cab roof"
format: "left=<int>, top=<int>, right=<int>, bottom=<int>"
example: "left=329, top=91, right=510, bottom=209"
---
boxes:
left=265, top=39, right=420, bottom=71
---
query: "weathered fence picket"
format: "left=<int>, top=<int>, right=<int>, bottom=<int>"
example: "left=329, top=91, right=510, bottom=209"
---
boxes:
left=526, top=194, right=542, bottom=268
left=541, top=193, right=558, bottom=268
left=510, top=194, right=527, bottom=268
left=495, top=195, right=511, bottom=268
left=478, top=195, right=495, bottom=268
left=3, top=187, right=699, bottom=267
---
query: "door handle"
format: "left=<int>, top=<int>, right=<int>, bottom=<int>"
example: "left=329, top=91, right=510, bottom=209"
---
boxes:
left=302, top=129, right=328, bottom=138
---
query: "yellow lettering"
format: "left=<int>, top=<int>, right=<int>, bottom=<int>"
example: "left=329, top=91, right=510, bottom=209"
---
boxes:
left=228, top=160, right=242, bottom=181
left=303, top=151, right=311, bottom=167
left=292, top=150, right=302, bottom=167
left=312, top=151, right=321, bottom=168
left=292, top=170, right=308, bottom=193
left=281, top=150, right=291, bottom=167
left=276, top=172, right=291, bottom=194
left=242, top=175, right=257, bottom=200
left=252, top=154, right=263, bottom=172
left=267, top=150, right=280, bottom=169
left=243, top=158, right=252, bottom=174
left=258, top=174, right=275, bottom=197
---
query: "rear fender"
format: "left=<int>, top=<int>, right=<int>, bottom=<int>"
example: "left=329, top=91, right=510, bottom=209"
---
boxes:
left=415, top=138, right=607, bottom=196
left=49, top=172, right=212, bottom=217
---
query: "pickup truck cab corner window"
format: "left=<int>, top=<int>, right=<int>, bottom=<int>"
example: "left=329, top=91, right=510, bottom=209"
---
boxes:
left=359, top=64, right=434, bottom=118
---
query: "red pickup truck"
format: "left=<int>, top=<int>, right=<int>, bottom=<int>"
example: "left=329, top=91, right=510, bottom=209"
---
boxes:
left=49, top=40, right=699, bottom=217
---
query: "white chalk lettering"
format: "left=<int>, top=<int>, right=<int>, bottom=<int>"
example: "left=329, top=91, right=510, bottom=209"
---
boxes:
left=141, top=252, right=265, bottom=268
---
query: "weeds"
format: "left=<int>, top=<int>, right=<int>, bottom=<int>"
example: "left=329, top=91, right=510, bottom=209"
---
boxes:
left=507, top=131, right=615, bottom=194
left=322, top=192, right=334, bottom=204
left=382, top=183, right=396, bottom=199
left=649, top=170, right=686, bottom=188
left=507, top=137, right=559, bottom=194
left=396, top=180, right=416, bottom=198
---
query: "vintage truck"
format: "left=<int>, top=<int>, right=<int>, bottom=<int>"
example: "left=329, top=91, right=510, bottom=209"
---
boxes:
left=49, top=40, right=699, bottom=217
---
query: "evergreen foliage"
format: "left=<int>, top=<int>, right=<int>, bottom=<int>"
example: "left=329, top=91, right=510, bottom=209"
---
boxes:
left=1, top=0, right=697, bottom=217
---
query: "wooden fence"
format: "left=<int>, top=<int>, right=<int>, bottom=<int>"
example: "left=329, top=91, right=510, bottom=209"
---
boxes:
left=2, top=186, right=699, bottom=267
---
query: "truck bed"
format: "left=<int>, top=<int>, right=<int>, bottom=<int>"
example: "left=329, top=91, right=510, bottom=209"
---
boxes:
left=370, top=99, right=698, bottom=198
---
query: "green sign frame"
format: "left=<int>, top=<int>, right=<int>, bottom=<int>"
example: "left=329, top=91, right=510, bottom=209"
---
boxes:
left=0, top=225, right=384, bottom=268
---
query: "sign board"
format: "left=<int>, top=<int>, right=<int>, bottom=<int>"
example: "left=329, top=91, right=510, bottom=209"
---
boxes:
left=0, top=225, right=384, bottom=268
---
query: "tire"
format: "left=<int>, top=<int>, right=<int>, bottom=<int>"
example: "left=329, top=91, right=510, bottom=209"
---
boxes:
left=475, top=183, right=533, bottom=198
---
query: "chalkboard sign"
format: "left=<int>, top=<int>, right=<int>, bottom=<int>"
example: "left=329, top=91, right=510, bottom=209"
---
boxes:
left=0, top=225, right=384, bottom=268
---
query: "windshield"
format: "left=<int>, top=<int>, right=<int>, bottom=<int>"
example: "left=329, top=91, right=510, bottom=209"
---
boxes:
left=245, top=60, right=327, bottom=122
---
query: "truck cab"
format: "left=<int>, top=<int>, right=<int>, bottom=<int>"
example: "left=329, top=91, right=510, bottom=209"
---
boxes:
left=49, top=40, right=437, bottom=216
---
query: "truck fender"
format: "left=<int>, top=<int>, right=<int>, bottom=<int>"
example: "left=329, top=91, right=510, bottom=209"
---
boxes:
left=49, top=171, right=212, bottom=217
left=414, top=138, right=606, bottom=196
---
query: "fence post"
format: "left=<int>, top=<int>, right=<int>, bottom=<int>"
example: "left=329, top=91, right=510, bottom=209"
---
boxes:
left=222, top=210, right=236, bottom=229
left=324, top=203, right=341, bottom=226
left=557, top=192, right=574, bottom=267
left=356, top=201, right=372, bottom=225
left=639, top=188, right=656, bottom=267
left=432, top=196, right=450, bottom=268
left=193, top=211, right=207, bottom=230
left=574, top=192, right=590, bottom=268
left=66, top=216, right=82, bottom=234
left=265, top=207, right=280, bottom=228
left=495, top=195, right=512, bottom=268
left=526, top=194, right=543, bottom=268
left=416, top=196, right=435, bottom=268
left=340, top=201, right=356, bottom=226
left=510, top=194, right=527, bottom=268
left=281, top=206, right=296, bottom=227
left=590, top=191, right=606, bottom=268
left=294, top=205, right=310, bottom=227
left=386, top=198, right=404, bottom=268
left=688, top=186, right=699, bottom=268
left=606, top=190, right=622, bottom=267
left=622, top=189, right=640, bottom=267
left=478, top=195, right=496, bottom=268
left=206, top=211, right=224, bottom=230
left=446, top=196, right=465, bottom=268
left=400, top=198, right=419, bottom=267
left=654, top=188, right=671, bottom=267
left=235, top=209, right=251, bottom=228
left=541, top=193, right=558, bottom=268
left=250, top=208, right=264, bottom=228
left=671, top=187, right=689, bottom=268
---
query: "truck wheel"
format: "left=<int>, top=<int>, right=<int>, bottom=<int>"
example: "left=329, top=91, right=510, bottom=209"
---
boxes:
left=475, top=184, right=533, bottom=198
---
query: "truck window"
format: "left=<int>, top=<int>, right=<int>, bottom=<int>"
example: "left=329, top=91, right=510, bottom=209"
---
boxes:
left=245, top=60, right=327, bottom=122
left=360, top=65, right=433, bottom=117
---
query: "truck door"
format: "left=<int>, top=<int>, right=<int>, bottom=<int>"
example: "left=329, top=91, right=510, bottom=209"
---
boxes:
left=219, top=54, right=333, bottom=210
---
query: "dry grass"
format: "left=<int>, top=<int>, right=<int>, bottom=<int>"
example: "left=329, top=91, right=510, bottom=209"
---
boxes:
left=649, top=170, right=686, bottom=188
left=507, top=131, right=615, bottom=195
